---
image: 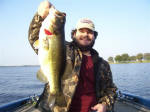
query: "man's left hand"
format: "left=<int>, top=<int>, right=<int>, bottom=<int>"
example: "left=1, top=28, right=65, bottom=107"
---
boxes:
left=91, top=103, right=106, bottom=112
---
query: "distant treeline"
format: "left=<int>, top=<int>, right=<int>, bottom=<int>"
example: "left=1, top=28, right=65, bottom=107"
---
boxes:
left=108, top=53, right=150, bottom=63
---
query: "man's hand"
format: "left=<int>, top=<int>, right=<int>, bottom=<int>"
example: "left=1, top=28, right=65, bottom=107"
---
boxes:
left=91, top=103, right=107, bottom=112
left=38, top=0, right=52, bottom=19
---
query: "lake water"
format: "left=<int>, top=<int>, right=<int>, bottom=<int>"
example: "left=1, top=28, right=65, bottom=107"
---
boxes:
left=0, top=63, right=150, bottom=105
left=111, top=63, right=150, bottom=99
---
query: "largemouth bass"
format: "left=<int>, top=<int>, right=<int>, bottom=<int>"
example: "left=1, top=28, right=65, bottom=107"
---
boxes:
left=33, top=6, right=66, bottom=106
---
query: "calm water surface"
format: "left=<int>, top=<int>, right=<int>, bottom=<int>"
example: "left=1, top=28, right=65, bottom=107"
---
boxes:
left=111, top=63, right=150, bottom=99
left=0, top=63, right=150, bottom=105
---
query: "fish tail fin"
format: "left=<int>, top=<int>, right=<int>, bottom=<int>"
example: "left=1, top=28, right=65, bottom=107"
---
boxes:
left=48, top=95, right=56, bottom=109
left=35, top=83, right=56, bottom=111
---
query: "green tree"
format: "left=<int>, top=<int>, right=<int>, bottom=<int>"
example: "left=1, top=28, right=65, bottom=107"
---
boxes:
left=108, top=57, right=114, bottom=63
left=115, top=55, right=122, bottom=63
left=143, top=53, right=150, bottom=60
left=129, top=56, right=136, bottom=61
left=136, top=53, right=143, bottom=62
left=121, top=53, right=129, bottom=62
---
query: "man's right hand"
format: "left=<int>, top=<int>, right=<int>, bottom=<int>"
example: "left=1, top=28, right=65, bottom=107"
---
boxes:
left=38, top=0, right=52, bottom=19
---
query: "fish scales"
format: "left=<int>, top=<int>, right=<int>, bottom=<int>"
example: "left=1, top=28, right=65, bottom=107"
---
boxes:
left=35, top=6, right=66, bottom=96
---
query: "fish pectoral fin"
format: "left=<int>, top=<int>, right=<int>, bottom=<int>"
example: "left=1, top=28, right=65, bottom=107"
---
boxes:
left=37, top=69, right=48, bottom=83
left=33, top=40, right=39, bottom=49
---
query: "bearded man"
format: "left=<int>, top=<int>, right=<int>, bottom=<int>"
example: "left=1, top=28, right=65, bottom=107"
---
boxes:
left=28, top=1, right=117, bottom=112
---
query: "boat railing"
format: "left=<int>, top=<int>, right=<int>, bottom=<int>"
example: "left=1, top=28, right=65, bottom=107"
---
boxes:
left=0, top=95, right=39, bottom=112
left=117, top=91, right=150, bottom=110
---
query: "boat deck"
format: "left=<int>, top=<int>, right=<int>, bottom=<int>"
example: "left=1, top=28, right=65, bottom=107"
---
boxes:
left=13, top=99, right=150, bottom=112
left=114, top=99, right=150, bottom=112
left=1, top=93, right=150, bottom=112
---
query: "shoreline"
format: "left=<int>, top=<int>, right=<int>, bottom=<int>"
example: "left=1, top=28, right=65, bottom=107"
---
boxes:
left=109, top=61, right=150, bottom=64
left=0, top=65, right=40, bottom=67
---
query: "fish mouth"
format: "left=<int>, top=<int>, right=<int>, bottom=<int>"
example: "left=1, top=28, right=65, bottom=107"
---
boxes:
left=49, top=6, right=66, bottom=29
left=50, top=6, right=66, bottom=19
left=55, top=9, right=66, bottom=18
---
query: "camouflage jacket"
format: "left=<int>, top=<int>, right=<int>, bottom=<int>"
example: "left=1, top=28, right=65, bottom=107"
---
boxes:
left=28, top=13, right=117, bottom=112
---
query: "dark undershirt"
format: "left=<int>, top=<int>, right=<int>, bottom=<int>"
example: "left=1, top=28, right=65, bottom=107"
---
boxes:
left=69, top=55, right=97, bottom=112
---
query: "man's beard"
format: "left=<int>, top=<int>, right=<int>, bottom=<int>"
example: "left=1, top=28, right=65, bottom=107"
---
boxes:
left=72, top=37, right=95, bottom=52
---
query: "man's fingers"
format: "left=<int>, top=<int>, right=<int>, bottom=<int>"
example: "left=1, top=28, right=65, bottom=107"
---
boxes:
left=42, top=0, right=51, bottom=8
left=91, top=104, right=107, bottom=112
left=38, top=0, right=52, bottom=18
left=91, top=104, right=99, bottom=110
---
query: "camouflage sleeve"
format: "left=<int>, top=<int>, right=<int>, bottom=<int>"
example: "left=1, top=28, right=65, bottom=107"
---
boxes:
left=98, top=61, right=117, bottom=111
left=28, top=12, right=44, bottom=54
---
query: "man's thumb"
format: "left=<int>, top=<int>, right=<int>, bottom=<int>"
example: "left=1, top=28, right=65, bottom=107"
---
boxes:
left=91, top=105, right=98, bottom=110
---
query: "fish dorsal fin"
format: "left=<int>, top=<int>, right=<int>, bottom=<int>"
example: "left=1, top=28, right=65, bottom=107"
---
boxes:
left=33, top=40, right=39, bottom=49
left=37, top=69, right=48, bottom=83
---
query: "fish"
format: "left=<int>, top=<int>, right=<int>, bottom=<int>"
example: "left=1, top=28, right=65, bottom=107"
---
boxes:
left=33, top=6, right=66, bottom=108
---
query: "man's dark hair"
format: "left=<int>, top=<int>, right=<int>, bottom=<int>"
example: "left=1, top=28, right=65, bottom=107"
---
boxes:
left=71, top=29, right=98, bottom=39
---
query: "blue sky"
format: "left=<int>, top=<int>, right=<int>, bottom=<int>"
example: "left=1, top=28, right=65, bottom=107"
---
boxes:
left=0, top=0, right=150, bottom=66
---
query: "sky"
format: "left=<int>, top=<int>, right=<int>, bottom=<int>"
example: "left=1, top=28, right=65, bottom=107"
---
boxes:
left=0, top=0, right=150, bottom=66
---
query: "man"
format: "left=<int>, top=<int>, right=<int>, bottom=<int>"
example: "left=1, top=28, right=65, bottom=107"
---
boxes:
left=28, top=1, right=117, bottom=112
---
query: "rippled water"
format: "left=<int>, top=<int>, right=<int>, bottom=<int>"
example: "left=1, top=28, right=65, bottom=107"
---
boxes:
left=111, top=63, right=150, bottom=99
left=0, top=66, right=44, bottom=105
left=0, top=63, right=150, bottom=105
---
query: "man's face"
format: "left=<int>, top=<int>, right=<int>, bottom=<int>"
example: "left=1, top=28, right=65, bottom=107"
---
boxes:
left=74, top=28, right=95, bottom=47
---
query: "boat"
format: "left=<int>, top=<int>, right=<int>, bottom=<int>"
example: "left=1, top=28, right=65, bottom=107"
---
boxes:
left=114, top=92, right=150, bottom=112
left=0, top=92, right=150, bottom=112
